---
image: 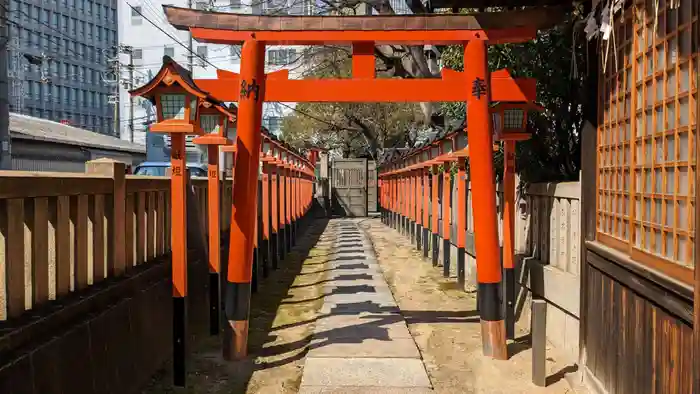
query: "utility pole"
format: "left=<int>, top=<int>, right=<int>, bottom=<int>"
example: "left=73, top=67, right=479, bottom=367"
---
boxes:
left=27, top=52, right=53, bottom=118
left=0, top=2, right=10, bottom=170
left=8, top=36, right=24, bottom=115
left=187, top=0, right=194, bottom=73
left=118, top=44, right=135, bottom=143
left=104, top=46, right=121, bottom=138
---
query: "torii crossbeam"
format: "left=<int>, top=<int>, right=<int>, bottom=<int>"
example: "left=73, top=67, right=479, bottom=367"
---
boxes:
left=162, top=5, right=558, bottom=362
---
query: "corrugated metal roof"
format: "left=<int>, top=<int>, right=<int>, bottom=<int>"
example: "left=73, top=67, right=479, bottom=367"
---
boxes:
left=9, top=113, right=146, bottom=154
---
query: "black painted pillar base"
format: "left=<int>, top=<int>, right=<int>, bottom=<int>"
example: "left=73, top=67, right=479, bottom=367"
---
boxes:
left=209, top=272, right=220, bottom=336
left=478, top=282, right=503, bottom=322
left=393, top=213, right=398, bottom=230
left=270, top=232, right=279, bottom=269
left=173, top=296, right=186, bottom=387
left=416, top=224, right=422, bottom=251
left=286, top=223, right=293, bottom=252
left=279, top=226, right=287, bottom=260
left=503, top=267, right=516, bottom=340
left=261, top=239, right=270, bottom=278
left=457, top=247, right=466, bottom=288
left=431, top=233, right=439, bottom=267
left=290, top=220, right=296, bottom=247
left=442, top=239, right=451, bottom=277
left=422, top=228, right=429, bottom=258
left=251, top=247, right=259, bottom=293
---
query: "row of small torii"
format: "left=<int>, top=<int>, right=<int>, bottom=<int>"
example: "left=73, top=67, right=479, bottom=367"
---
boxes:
left=130, top=4, right=552, bottom=387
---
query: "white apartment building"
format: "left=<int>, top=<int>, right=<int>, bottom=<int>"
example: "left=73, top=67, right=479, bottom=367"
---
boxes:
left=117, top=0, right=312, bottom=162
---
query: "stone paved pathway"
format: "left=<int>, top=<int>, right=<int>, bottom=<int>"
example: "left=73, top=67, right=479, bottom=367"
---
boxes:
left=298, top=219, right=433, bottom=393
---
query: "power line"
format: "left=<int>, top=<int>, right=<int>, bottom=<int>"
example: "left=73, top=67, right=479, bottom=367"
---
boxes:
left=124, top=1, right=218, bottom=70
left=121, top=0, right=349, bottom=133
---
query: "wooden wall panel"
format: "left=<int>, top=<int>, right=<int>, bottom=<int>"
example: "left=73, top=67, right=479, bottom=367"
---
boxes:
left=585, top=251, right=693, bottom=394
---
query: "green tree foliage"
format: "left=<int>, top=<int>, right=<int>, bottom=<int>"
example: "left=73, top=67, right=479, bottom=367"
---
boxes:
left=440, top=13, right=588, bottom=184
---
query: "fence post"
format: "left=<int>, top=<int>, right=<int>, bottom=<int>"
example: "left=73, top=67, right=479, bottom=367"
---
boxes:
left=532, top=298, right=547, bottom=387
left=86, top=158, right=126, bottom=277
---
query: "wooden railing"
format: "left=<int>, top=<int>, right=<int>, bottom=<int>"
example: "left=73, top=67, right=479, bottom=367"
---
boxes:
left=0, top=160, right=232, bottom=322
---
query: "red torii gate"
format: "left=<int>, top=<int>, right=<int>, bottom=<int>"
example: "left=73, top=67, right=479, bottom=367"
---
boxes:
left=162, top=6, right=556, bottom=361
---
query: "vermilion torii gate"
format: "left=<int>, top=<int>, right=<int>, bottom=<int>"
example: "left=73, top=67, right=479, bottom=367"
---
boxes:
left=162, top=6, right=554, bottom=361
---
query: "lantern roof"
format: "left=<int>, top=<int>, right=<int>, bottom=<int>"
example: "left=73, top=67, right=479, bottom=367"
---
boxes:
left=129, top=55, right=224, bottom=106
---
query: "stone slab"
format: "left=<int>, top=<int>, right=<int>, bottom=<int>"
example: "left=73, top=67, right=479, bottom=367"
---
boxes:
left=323, top=291, right=396, bottom=305
left=319, top=301, right=398, bottom=315
left=324, top=278, right=388, bottom=285
left=300, top=358, right=431, bottom=388
left=322, top=282, right=392, bottom=293
left=307, top=337, right=421, bottom=358
left=314, top=315, right=413, bottom=339
left=299, top=387, right=434, bottom=394
left=327, top=269, right=384, bottom=277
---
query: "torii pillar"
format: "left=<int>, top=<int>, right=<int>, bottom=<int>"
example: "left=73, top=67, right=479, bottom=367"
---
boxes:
left=223, top=39, right=266, bottom=360
left=465, top=40, right=507, bottom=360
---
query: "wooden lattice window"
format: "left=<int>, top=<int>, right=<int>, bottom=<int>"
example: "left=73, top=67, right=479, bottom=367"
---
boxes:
left=597, top=1, right=697, bottom=284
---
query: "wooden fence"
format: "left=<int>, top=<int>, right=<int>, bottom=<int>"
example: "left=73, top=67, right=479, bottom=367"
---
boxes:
left=0, top=159, right=231, bottom=322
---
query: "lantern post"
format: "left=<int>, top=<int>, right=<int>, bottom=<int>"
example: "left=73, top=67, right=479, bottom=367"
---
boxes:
left=193, top=101, right=236, bottom=336
left=491, top=100, right=544, bottom=340
left=129, top=56, right=215, bottom=386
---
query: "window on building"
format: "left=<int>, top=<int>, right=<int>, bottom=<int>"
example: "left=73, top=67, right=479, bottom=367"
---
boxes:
left=596, top=1, right=697, bottom=283
left=164, top=46, right=175, bottom=58
left=263, top=116, right=283, bottom=134
left=21, top=3, right=28, bottom=23
left=229, top=45, right=240, bottom=60
left=131, top=6, right=143, bottom=25
left=196, top=45, right=208, bottom=61
left=230, top=0, right=241, bottom=8
left=133, top=48, right=143, bottom=60
left=267, top=48, right=296, bottom=65
left=87, top=23, right=93, bottom=39
left=195, top=1, right=208, bottom=10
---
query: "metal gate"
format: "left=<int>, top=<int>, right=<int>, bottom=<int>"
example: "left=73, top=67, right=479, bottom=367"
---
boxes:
left=331, top=158, right=368, bottom=217
left=367, top=161, right=378, bottom=213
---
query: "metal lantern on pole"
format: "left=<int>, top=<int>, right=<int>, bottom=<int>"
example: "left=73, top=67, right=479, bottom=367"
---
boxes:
left=193, top=100, right=236, bottom=338
left=490, top=99, right=544, bottom=342
left=129, top=55, right=216, bottom=388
